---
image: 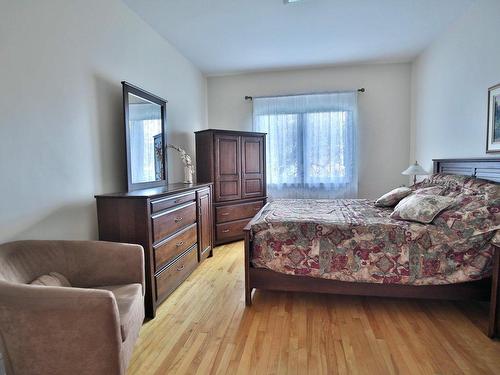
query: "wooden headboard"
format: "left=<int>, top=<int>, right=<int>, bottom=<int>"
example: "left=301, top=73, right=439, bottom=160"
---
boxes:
left=433, top=157, right=500, bottom=183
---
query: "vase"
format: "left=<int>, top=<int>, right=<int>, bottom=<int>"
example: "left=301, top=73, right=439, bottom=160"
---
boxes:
left=184, top=165, right=193, bottom=184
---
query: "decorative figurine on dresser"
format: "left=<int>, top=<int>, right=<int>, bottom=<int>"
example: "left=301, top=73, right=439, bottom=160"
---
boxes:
left=95, top=82, right=213, bottom=319
left=195, top=129, right=267, bottom=245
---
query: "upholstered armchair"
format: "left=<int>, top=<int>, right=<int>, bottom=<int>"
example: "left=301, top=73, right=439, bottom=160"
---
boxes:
left=0, top=240, right=145, bottom=375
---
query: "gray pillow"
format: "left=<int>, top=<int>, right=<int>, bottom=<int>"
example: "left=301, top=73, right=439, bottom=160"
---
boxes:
left=375, top=187, right=412, bottom=207
left=30, top=272, right=71, bottom=287
left=390, top=194, right=455, bottom=224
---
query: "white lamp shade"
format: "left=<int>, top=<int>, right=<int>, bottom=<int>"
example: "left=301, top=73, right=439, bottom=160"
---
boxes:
left=402, top=161, right=428, bottom=176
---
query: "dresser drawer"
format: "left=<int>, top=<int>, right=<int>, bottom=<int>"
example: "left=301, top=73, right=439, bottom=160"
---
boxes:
left=216, top=218, right=250, bottom=241
left=216, top=200, right=264, bottom=223
left=152, top=202, right=197, bottom=243
left=155, top=245, right=198, bottom=303
left=151, top=192, right=196, bottom=214
left=153, top=224, right=197, bottom=271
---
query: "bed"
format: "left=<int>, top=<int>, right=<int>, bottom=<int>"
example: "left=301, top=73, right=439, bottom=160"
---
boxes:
left=243, top=158, right=500, bottom=337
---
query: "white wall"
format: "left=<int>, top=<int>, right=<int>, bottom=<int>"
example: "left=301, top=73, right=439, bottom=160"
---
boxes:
left=8, top=0, right=492, bottom=244
left=207, top=64, right=412, bottom=199
left=411, top=0, right=500, bottom=172
left=0, top=0, right=207, bottom=242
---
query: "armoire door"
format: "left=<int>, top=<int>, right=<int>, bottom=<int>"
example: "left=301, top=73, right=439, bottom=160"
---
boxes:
left=241, top=135, right=265, bottom=199
left=214, top=134, right=241, bottom=202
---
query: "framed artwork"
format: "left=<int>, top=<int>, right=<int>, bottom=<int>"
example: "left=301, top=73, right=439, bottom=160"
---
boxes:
left=487, top=83, right=500, bottom=153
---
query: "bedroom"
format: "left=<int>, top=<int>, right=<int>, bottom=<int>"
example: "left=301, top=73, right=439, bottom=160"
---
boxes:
left=0, top=0, right=499, bottom=374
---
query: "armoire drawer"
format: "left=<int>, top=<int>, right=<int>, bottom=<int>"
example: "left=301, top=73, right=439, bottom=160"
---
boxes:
left=155, top=245, right=197, bottom=303
left=216, top=218, right=250, bottom=241
left=215, top=200, right=264, bottom=223
left=153, top=224, right=197, bottom=271
left=151, top=192, right=196, bottom=214
left=152, top=202, right=196, bottom=243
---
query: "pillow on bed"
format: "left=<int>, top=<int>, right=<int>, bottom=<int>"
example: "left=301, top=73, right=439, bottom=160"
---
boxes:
left=390, top=194, right=455, bottom=224
left=375, top=187, right=412, bottom=207
left=413, top=186, right=445, bottom=196
left=413, top=173, right=471, bottom=189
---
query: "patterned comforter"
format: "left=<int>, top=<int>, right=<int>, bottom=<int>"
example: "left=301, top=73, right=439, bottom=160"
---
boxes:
left=250, top=174, right=500, bottom=285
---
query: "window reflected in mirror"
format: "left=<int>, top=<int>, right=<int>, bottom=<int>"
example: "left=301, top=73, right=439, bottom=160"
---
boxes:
left=128, top=93, right=164, bottom=184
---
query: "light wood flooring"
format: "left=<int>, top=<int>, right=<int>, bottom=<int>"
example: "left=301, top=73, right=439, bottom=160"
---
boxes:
left=128, top=241, right=500, bottom=375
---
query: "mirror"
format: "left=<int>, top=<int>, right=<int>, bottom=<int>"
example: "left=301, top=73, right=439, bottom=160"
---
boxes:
left=122, top=82, right=168, bottom=191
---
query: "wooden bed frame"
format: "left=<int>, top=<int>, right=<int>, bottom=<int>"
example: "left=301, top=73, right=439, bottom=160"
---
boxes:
left=243, top=157, right=500, bottom=337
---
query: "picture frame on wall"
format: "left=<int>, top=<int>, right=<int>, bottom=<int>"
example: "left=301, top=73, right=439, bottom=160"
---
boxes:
left=487, top=83, right=500, bottom=153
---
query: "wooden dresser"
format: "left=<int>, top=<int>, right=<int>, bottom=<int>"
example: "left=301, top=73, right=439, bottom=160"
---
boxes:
left=195, top=129, right=266, bottom=245
left=95, top=183, right=213, bottom=318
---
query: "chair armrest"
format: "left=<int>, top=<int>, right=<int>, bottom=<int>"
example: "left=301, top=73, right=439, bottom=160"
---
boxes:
left=0, top=282, right=123, bottom=374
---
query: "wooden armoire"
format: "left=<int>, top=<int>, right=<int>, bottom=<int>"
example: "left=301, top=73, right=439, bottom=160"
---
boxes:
left=195, top=129, right=267, bottom=245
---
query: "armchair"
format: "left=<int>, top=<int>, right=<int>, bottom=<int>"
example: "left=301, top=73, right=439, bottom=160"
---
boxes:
left=0, top=240, right=145, bottom=375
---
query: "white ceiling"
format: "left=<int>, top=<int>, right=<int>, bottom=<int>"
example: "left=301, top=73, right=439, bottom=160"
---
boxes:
left=123, top=0, right=474, bottom=76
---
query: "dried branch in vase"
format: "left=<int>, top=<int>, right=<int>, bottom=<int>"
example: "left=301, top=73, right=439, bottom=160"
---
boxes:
left=167, top=144, right=194, bottom=184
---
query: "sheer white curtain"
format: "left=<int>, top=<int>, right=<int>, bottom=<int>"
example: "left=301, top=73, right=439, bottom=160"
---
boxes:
left=129, top=103, right=162, bottom=183
left=253, top=92, right=358, bottom=199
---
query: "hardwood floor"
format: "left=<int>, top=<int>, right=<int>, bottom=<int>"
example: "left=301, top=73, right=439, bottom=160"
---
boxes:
left=128, top=241, right=500, bottom=375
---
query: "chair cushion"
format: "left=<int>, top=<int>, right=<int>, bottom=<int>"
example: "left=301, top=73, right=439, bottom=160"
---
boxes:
left=30, top=272, right=71, bottom=287
left=96, top=283, right=143, bottom=341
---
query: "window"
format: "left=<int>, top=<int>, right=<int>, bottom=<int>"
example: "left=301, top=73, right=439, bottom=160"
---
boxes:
left=128, top=102, right=163, bottom=183
left=253, top=92, right=358, bottom=199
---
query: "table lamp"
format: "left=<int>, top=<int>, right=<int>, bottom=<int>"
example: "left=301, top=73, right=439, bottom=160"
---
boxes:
left=402, top=161, right=428, bottom=184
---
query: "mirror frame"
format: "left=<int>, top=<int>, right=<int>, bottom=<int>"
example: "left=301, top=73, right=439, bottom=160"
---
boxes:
left=122, top=81, right=168, bottom=192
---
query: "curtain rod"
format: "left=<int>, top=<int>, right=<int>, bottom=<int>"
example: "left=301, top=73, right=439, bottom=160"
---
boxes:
left=244, top=88, right=365, bottom=101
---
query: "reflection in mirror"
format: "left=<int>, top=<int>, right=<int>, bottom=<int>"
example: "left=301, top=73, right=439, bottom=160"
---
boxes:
left=128, top=93, right=163, bottom=184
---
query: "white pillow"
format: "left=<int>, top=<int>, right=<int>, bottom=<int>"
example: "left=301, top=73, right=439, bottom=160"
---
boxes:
left=375, top=187, right=412, bottom=207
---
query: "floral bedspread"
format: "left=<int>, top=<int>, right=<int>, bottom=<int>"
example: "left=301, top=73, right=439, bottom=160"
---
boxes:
left=250, top=175, right=500, bottom=285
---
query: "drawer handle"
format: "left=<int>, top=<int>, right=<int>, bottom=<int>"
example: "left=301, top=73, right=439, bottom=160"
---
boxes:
left=174, top=217, right=183, bottom=223
left=221, top=212, right=229, bottom=216
left=176, top=265, right=185, bottom=272
left=174, top=198, right=182, bottom=204
left=175, top=241, right=184, bottom=247
left=222, top=229, right=230, bottom=233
